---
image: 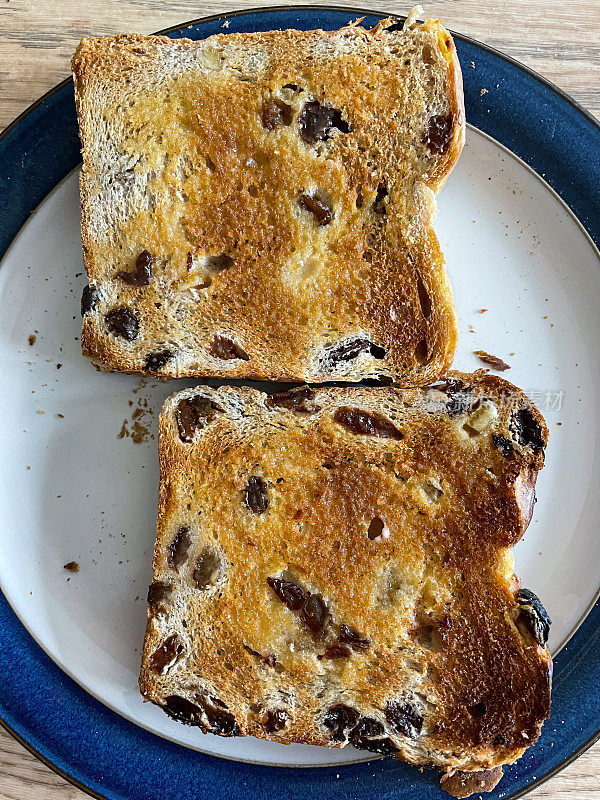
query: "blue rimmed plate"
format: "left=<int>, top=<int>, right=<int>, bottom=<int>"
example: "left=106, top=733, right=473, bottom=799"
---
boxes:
left=0, top=6, right=599, bottom=799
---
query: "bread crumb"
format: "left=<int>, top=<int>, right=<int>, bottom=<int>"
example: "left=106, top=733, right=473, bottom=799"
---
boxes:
left=37, top=410, right=45, bottom=415
left=470, top=61, right=475, bottom=68
left=56, top=363, right=62, bottom=369
left=64, top=561, right=79, bottom=573
left=221, top=19, right=230, bottom=27
left=474, top=350, right=511, bottom=371
left=480, top=88, right=489, bottom=95
left=28, top=334, right=36, bottom=346
left=57, top=413, right=64, bottom=419
left=131, top=420, right=150, bottom=444
left=118, top=420, right=129, bottom=439
left=479, top=308, right=487, bottom=314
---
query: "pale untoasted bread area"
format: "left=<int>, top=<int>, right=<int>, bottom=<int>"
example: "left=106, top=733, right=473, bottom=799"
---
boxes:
left=139, top=373, right=551, bottom=778
left=73, top=18, right=463, bottom=383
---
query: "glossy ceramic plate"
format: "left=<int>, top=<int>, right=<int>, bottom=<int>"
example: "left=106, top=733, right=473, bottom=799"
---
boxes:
left=0, top=6, right=599, bottom=800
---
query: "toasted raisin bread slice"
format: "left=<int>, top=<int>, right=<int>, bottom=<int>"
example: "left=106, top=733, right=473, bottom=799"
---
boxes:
left=139, top=373, right=551, bottom=797
left=73, top=14, right=463, bottom=384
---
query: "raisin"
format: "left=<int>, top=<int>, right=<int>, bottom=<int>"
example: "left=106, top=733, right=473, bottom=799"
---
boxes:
left=193, top=546, right=221, bottom=589
left=385, top=700, right=423, bottom=738
left=339, top=624, right=371, bottom=650
left=325, top=337, right=385, bottom=365
left=81, top=284, right=99, bottom=315
left=323, top=704, right=360, bottom=741
left=351, top=717, right=399, bottom=755
left=353, top=716, right=384, bottom=738
left=301, top=593, right=329, bottom=635
left=423, top=114, right=454, bottom=154
left=262, top=97, right=293, bottom=129
left=510, top=408, right=545, bottom=453
left=149, top=633, right=183, bottom=672
left=266, top=386, right=320, bottom=413
left=163, top=696, right=205, bottom=726
left=209, top=335, right=249, bottom=361
left=299, top=101, right=349, bottom=143
left=263, top=708, right=289, bottom=733
left=434, top=379, right=474, bottom=417
left=385, top=19, right=404, bottom=32
left=298, top=193, right=333, bottom=226
left=516, top=588, right=551, bottom=647
left=354, top=735, right=399, bottom=755
left=167, top=526, right=191, bottom=571
left=319, top=645, right=351, bottom=660
left=175, top=395, right=221, bottom=443
left=372, top=182, right=388, bottom=215
left=267, top=577, right=307, bottom=610
left=144, top=349, right=173, bottom=372
left=492, top=433, right=513, bottom=458
left=334, top=407, right=403, bottom=439
left=245, top=476, right=268, bottom=514
left=117, top=249, right=154, bottom=286
left=105, top=307, right=139, bottom=341
left=469, top=702, right=487, bottom=718
left=201, top=695, right=240, bottom=736
left=147, top=581, right=171, bottom=610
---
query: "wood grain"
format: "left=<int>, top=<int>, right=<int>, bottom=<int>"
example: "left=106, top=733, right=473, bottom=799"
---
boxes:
left=0, top=1, right=598, bottom=798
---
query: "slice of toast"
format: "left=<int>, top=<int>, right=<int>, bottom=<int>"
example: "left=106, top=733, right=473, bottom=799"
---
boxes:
left=73, top=14, right=463, bottom=384
left=139, top=373, right=551, bottom=797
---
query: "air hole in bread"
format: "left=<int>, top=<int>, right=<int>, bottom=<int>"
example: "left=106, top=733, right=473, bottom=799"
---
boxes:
left=422, top=480, right=443, bottom=502
left=414, top=338, right=429, bottom=365
left=367, top=516, right=389, bottom=541
left=205, top=253, right=234, bottom=272
left=421, top=44, right=435, bottom=64
left=205, top=156, right=216, bottom=172
left=414, top=624, right=442, bottom=652
left=248, top=184, right=259, bottom=198
left=372, top=182, right=388, bottom=215
left=356, top=192, right=364, bottom=209
left=416, top=273, right=432, bottom=318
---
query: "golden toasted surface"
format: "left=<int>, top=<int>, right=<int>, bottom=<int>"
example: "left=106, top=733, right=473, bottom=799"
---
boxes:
left=139, top=374, right=551, bottom=775
left=73, top=17, right=463, bottom=383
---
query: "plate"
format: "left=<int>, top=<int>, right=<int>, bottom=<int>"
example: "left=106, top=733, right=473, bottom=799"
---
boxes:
left=1, top=6, right=599, bottom=800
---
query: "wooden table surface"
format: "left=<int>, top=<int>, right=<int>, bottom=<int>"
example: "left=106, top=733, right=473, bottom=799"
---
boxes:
left=0, top=1, right=598, bottom=798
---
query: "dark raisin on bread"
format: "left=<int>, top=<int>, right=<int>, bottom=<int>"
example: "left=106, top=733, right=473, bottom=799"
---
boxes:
left=139, top=372, right=551, bottom=797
